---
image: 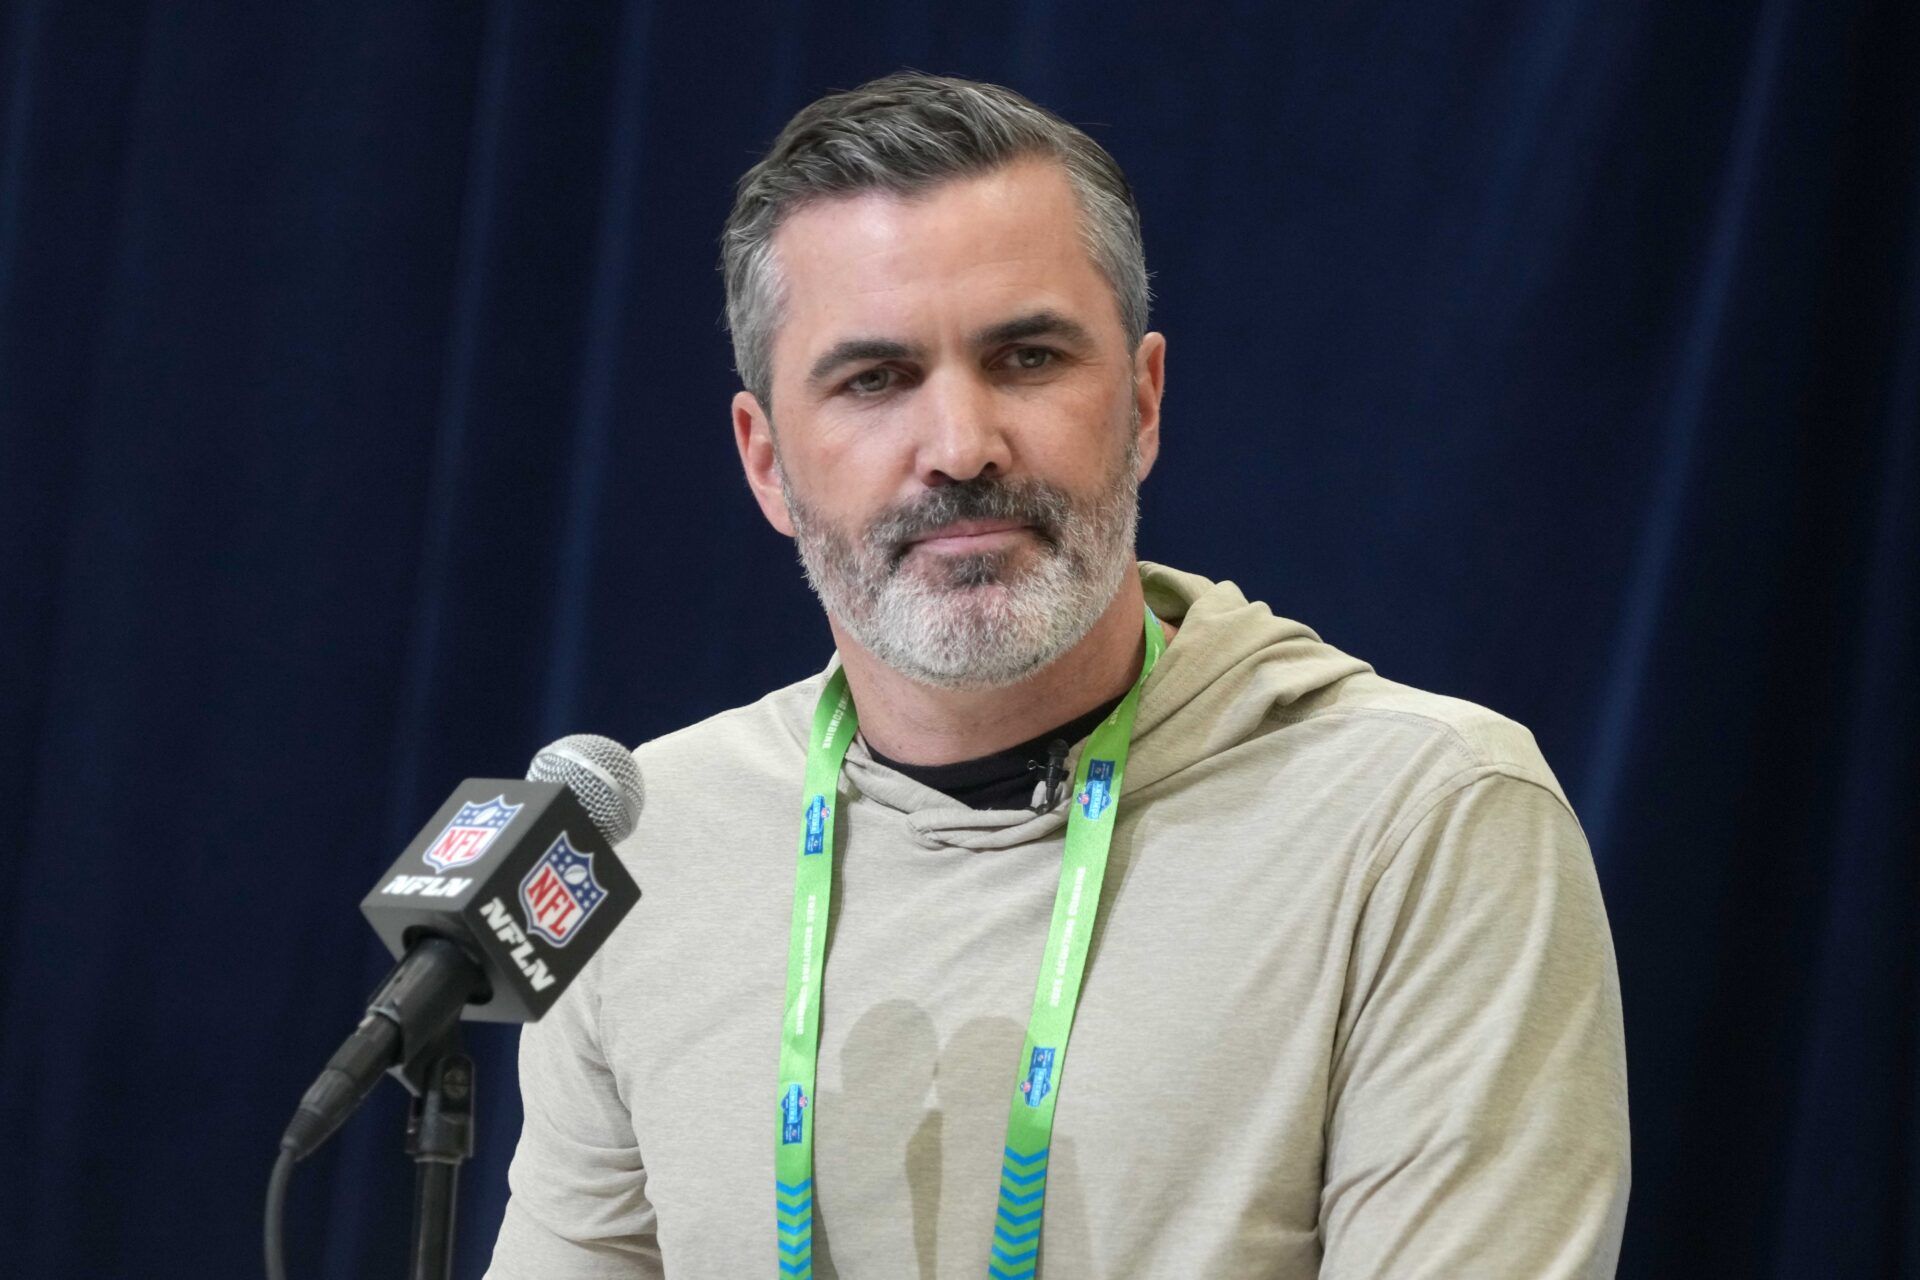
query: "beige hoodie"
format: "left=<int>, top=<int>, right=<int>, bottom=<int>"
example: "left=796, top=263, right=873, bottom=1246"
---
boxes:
left=490, top=564, right=1629, bottom=1279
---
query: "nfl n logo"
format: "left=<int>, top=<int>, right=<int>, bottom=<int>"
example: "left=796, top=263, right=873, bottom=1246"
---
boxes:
left=422, top=796, right=524, bottom=872
left=519, top=833, right=609, bottom=947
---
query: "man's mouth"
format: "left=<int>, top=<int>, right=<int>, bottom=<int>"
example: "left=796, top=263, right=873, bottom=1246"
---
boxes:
left=907, top=520, right=1032, bottom=554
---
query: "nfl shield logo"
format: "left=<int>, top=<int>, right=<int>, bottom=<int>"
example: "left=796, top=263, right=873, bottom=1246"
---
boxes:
left=518, top=833, right=609, bottom=947
left=423, top=796, right=524, bottom=872
left=1078, top=760, right=1115, bottom=820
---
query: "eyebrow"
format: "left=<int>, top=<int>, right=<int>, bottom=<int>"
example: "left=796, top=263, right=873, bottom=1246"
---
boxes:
left=807, top=338, right=922, bottom=388
left=972, top=310, right=1094, bottom=350
left=804, top=310, right=1098, bottom=391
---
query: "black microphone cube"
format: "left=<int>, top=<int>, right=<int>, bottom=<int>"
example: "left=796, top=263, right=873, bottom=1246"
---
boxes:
left=360, top=779, right=640, bottom=1023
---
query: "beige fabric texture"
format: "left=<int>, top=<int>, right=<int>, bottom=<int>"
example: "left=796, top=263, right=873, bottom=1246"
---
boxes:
left=487, top=563, right=1630, bottom=1279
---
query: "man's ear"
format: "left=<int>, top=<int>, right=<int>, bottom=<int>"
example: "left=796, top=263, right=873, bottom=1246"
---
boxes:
left=733, top=390, right=795, bottom=537
left=1131, top=332, right=1166, bottom=481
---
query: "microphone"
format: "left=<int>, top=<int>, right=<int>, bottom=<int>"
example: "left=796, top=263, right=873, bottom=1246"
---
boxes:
left=278, top=735, right=643, bottom=1162
left=1029, top=737, right=1071, bottom=813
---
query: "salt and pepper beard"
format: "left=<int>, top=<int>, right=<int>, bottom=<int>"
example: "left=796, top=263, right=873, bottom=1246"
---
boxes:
left=777, top=419, right=1142, bottom=691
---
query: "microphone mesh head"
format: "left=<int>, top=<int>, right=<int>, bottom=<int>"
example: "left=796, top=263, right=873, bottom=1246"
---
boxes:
left=526, top=734, right=644, bottom=845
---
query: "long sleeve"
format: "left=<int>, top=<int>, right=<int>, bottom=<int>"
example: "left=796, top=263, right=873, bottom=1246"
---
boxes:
left=485, top=962, right=663, bottom=1279
left=1319, top=768, right=1630, bottom=1278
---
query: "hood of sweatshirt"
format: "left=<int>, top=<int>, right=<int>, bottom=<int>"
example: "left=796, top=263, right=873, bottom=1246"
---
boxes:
left=836, top=562, right=1375, bottom=851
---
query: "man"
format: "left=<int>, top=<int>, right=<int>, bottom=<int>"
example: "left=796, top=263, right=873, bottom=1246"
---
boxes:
left=488, top=73, right=1628, bottom=1279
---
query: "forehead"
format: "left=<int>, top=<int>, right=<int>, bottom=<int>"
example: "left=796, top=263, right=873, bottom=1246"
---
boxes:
left=766, top=160, right=1121, bottom=371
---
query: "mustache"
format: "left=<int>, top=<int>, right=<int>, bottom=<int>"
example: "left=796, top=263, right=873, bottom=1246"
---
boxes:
left=867, top=477, right=1073, bottom=563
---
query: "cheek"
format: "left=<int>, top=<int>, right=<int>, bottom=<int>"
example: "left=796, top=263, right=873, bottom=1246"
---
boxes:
left=784, top=427, right=915, bottom=519
left=1011, top=382, right=1132, bottom=468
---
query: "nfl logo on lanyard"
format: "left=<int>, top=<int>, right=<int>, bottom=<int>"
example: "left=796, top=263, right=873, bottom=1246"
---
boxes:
left=518, top=833, right=610, bottom=947
left=421, top=796, right=523, bottom=872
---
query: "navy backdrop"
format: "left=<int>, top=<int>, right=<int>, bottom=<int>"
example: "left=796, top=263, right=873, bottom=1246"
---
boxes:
left=2, top=1, right=1916, bottom=1277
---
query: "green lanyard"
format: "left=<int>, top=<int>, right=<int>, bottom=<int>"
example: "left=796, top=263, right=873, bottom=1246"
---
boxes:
left=777, top=607, right=1167, bottom=1280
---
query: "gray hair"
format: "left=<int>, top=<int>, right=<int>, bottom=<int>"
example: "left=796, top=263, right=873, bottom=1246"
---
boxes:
left=722, top=73, right=1150, bottom=406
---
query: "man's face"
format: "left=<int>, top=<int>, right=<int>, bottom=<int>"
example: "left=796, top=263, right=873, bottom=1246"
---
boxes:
left=732, top=158, right=1165, bottom=689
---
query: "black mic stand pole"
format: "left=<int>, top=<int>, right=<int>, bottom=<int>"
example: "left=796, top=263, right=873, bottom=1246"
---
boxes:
left=397, top=1027, right=475, bottom=1280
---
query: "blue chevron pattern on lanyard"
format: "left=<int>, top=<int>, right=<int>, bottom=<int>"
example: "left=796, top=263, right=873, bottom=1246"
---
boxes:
left=988, top=1144, right=1049, bottom=1278
left=776, top=1176, right=813, bottom=1278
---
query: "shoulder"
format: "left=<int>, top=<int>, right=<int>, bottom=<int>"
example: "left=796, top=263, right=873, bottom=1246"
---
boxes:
left=1289, top=671, right=1574, bottom=816
left=631, top=669, right=826, bottom=789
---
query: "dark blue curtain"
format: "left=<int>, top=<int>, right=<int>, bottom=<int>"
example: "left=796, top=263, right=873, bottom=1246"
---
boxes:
left=3, top=1, right=1915, bottom=1276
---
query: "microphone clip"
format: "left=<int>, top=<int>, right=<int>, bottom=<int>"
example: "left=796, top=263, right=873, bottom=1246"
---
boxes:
left=1029, top=739, right=1072, bottom=813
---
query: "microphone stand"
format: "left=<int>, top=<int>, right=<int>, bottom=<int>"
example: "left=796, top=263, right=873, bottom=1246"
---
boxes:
left=396, top=1027, right=475, bottom=1280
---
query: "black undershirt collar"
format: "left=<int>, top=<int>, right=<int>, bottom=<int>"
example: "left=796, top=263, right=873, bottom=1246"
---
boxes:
left=867, top=693, right=1128, bottom=811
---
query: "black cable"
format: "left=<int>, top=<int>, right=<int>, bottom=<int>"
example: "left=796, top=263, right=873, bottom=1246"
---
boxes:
left=265, top=1146, right=295, bottom=1280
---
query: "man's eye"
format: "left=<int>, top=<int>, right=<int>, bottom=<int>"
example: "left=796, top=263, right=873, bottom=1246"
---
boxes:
left=1008, top=347, right=1055, bottom=371
left=845, top=367, right=895, bottom=395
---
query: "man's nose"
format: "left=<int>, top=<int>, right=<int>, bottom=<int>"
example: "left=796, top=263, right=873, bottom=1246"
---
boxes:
left=913, top=368, right=1012, bottom=485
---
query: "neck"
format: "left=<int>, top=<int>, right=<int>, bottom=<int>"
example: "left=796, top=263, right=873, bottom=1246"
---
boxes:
left=829, top=566, right=1160, bottom=766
